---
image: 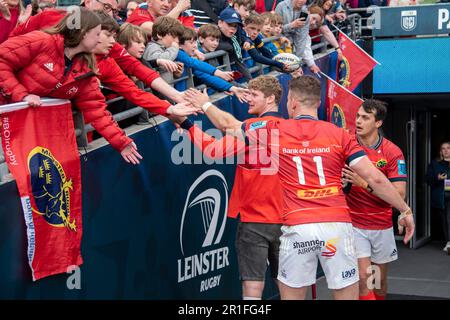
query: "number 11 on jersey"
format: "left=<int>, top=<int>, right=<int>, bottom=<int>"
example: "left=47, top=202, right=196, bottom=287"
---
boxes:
left=293, top=156, right=326, bottom=186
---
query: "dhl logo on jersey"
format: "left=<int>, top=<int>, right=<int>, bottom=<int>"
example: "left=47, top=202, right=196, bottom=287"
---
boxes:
left=297, top=186, right=339, bottom=199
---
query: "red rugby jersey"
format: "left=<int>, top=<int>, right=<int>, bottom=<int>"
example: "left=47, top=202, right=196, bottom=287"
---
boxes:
left=346, top=136, right=407, bottom=230
left=245, top=115, right=365, bottom=226
left=187, top=112, right=283, bottom=223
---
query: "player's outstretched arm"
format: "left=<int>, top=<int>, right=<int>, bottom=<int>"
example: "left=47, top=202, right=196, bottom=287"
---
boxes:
left=184, top=88, right=244, bottom=138
left=350, top=156, right=415, bottom=244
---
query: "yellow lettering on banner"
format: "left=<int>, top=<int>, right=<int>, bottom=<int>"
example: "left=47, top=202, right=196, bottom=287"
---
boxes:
left=297, top=186, right=339, bottom=199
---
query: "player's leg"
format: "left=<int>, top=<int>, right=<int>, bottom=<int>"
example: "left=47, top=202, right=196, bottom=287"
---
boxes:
left=277, top=224, right=318, bottom=300
left=278, top=282, right=308, bottom=300
left=267, top=224, right=283, bottom=293
left=372, top=263, right=388, bottom=300
left=358, top=257, right=375, bottom=299
left=236, top=222, right=270, bottom=300
left=353, top=227, right=375, bottom=300
left=333, top=282, right=359, bottom=300
left=370, top=227, right=398, bottom=300
left=318, top=222, right=359, bottom=300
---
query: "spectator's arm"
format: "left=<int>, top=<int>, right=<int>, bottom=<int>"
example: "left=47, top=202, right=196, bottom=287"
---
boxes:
left=150, top=77, right=185, bottom=103
left=0, top=33, right=46, bottom=102
left=110, top=42, right=160, bottom=87
left=302, top=34, right=316, bottom=67
left=176, top=50, right=216, bottom=75
left=319, top=24, right=340, bottom=49
left=247, top=47, right=284, bottom=69
left=75, top=77, right=132, bottom=152
left=193, top=69, right=232, bottom=92
left=143, top=43, right=178, bottom=62
left=99, top=59, right=171, bottom=116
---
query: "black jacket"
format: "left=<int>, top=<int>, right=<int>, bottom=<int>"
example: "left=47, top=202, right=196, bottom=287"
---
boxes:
left=426, top=159, right=450, bottom=209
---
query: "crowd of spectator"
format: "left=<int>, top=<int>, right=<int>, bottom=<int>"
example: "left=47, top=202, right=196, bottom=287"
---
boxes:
left=3, top=0, right=415, bottom=156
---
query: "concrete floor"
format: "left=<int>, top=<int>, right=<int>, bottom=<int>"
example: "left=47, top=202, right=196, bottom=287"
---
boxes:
left=309, top=241, right=450, bottom=300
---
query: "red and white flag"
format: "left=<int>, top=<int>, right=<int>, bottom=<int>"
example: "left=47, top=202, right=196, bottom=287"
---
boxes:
left=325, top=75, right=364, bottom=134
left=337, top=31, right=379, bottom=92
left=0, top=99, right=83, bottom=281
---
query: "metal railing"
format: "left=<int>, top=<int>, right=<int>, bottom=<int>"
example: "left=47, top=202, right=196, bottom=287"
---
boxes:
left=0, top=16, right=362, bottom=184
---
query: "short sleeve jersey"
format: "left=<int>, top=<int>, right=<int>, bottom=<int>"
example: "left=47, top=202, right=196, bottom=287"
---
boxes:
left=245, top=116, right=365, bottom=226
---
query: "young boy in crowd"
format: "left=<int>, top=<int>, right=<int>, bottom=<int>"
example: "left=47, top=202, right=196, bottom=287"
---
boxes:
left=197, top=23, right=222, bottom=67
left=271, top=13, right=293, bottom=54
left=117, top=22, right=180, bottom=80
left=142, top=16, right=185, bottom=83
left=240, top=13, right=287, bottom=71
left=176, top=26, right=247, bottom=101
left=260, top=12, right=279, bottom=57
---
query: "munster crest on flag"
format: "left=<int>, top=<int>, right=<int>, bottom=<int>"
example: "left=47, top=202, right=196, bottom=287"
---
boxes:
left=338, top=31, right=378, bottom=92
left=0, top=99, right=83, bottom=281
left=326, top=78, right=364, bottom=134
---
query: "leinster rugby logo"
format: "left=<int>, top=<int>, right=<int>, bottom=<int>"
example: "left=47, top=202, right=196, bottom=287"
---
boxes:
left=28, top=147, right=76, bottom=231
left=179, top=170, right=228, bottom=256
left=331, top=104, right=346, bottom=129
left=338, top=56, right=351, bottom=89
left=401, top=10, right=417, bottom=32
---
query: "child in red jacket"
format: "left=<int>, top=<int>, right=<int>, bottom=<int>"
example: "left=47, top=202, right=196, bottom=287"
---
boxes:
left=0, top=9, right=141, bottom=164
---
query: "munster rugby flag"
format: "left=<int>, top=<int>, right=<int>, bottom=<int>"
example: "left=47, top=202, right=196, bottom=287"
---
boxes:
left=325, top=75, right=363, bottom=134
left=337, top=31, right=378, bottom=92
left=0, top=99, right=83, bottom=281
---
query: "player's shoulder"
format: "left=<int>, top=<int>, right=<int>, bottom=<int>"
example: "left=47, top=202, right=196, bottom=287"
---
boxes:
left=381, top=137, right=404, bottom=155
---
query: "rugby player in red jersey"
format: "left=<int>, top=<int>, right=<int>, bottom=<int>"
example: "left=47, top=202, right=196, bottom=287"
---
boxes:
left=181, top=76, right=283, bottom=300
left=183, top=76, right=414, bottom=300
left=341, top=100, right=407, bottom=300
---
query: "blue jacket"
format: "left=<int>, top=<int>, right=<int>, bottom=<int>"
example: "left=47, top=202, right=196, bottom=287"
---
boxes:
left=264, top=41, right=280, bottom=57
left=175, top=49, right=232, bottom=92
left=426, top=159, right=450, bottom=209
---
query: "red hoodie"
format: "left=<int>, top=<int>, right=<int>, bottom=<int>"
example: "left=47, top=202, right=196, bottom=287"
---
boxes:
left=96, top=54, right=170, bottom=116
left=0, top=31, right=132, bottom=152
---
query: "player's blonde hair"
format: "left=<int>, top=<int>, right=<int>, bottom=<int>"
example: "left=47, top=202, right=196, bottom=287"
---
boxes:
left=248, top=76, right=282, bottom=105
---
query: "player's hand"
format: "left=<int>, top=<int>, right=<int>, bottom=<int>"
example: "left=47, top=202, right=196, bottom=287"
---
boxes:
left=166, top=102, right=198, bottom=117
left=184, top=88, right=209, bottom=111
left=342, top=165, right=368, bottom=189
left=214, top=69, right=234, bottom=82
left=398, top=209, right=415, bottom=244
left=309, top=65, right=321, bottom=74
left=438, top=173, right=447, bottom=180
left=229, top=86, right=250, bottom=103
left=23, top=94, right=42, bottom=107
left=167, top=114, right=187, bottom=134
left=121, top=142, right=143, bottom=165
left=157, top=59, right=179, bottom=73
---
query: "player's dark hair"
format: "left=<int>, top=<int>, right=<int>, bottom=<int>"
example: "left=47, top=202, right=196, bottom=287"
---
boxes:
left=288, top=76, right=321, bottom=106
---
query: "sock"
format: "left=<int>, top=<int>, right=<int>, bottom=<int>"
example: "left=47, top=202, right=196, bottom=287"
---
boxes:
left=374, top=293, right=386, bottom=300
left=359, top=291, right=376, bottom=300
left=243, top=296, right=261, bottom=300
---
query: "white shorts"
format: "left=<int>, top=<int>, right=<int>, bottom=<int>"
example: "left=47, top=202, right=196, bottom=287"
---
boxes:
left=277, top=222, right=359, bottom=290
left=353, top=226, right=398, bottom=264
